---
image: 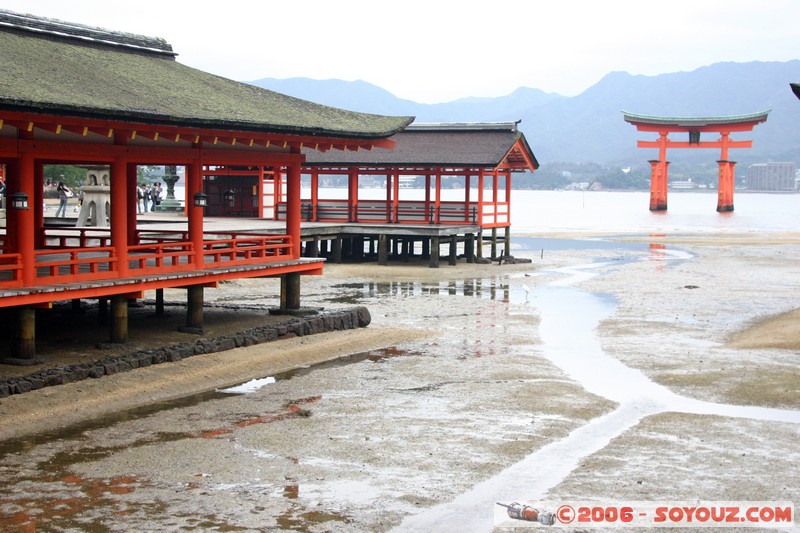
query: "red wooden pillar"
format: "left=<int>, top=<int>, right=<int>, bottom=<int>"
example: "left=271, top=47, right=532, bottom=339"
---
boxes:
left=716, top=132, right=734, bottom=212
left=649, top=132, right=669, bottom=211
left=477, top=169, right=485, bottom=223
left=286, top=161, right=302, bottom=258
left=348, top=170, right=358, bottom=222
left=648, top=159, right=670, bottom=211
left=392, top=168, right=400, bottom=223
left=14, top=153, right=36, bottom=285
left=384, top=170, right=392, bottom=222
left=463, top=173, right=470, bottom=223
left=434, top=170, right=442, bottom=224
left=424, top=173, right=432, bottom=223
left=187, top=160, right=205, bottom=267
left=505, top=172, right=512, bottom=226
left=492, top=169, right=499, bottom=225
left=124, top=163, right=137, bottom=245
left=648, top=160, right=661, bottom=211
left=310, top=169, right=319, bottom=221
left=110, top=157, right=130, bottom=276
left=33, top=161, right=45, bottom=248
left=716, top=160, right=736, bottom=212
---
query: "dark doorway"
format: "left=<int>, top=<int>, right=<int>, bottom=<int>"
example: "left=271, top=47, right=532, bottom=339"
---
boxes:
left=204, top=174, right=258, bottom=217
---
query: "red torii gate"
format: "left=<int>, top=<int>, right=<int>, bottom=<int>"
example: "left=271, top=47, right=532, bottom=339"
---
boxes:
left=623, top=111, right=769, bottom=212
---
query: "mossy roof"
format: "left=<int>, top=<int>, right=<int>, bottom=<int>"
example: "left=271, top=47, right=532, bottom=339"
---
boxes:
left=0, top=9, right=413, bottom=139
left=304, top=122, right=539, bottom=169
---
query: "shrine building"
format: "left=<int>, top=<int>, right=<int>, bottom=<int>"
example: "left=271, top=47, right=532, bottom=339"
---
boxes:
left=202, top=121, right=539, bottom=266
left=0, top=9, right=412, bottom=360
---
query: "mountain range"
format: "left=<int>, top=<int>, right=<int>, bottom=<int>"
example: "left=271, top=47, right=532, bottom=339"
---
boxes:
left=248, top=61, right=800, bottom=168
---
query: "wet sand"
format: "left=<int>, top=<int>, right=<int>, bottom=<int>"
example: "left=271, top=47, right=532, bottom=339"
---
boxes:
left=0, top=233, right=798, bottom=532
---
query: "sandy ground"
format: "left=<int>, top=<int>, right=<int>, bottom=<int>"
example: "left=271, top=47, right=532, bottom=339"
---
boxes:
left=0, top=233, right=798, bottom=532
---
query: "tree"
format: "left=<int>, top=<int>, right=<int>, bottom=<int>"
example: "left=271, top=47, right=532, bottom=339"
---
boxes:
left=43, top=165, right=84, bottom=187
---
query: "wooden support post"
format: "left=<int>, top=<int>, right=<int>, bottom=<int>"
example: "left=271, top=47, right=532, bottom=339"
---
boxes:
left=155, top=288, right=165, bottom=316
left=305, top=237, right=319, bottom=258
left=280, top=272, right=301, bottom=310
left=286, top=162, right=302, bottom=258
left=429, top=236, right=440, bottom=268
left=378, top=234, right=389, bottom=265
left=401, top=238, right=410, bottom=262
left=491, top=228, right=498, bottom=260
left=465, top=233, right=475, bottom=263
left=98, top=298, right=108, bottom=326
left=421, top=238, right=430, bottom=259
left=10, top=306, right=37, bottom=362
left=331, top=237, right=342, bottom=263
left=109, top=295, right=128, bottom=343
left=504, top=227, right=511, bottom=257
left=353, top=236, right=364, bottom=261
left=181, top=285, right=204, bottom=334
left=476, top=230, right=483, bottom=259
left=449, top=236, right=458, bottom=266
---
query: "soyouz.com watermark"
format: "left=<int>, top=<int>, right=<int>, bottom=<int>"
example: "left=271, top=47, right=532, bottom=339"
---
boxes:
left=494, top=501, right=795, bottom=528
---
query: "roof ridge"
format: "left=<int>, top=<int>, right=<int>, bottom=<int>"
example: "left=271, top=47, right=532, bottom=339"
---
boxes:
left=0, top=8, right=175, bottom=56
left=406, top=121, right=521, bottom=132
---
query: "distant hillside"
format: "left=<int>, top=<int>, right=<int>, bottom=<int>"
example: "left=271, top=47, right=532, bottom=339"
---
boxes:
left=248, top=61, right=800, bottom=167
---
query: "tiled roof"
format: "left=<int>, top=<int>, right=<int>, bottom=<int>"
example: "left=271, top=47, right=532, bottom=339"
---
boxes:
left=622, top=111, right=770, bottom=128
left=304, top=122, right=538, bottom=169
left=0, top=9, right=413, bottom=139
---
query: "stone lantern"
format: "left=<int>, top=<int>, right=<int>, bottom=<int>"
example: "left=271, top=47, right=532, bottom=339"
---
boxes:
left=76, top=165, right=110, bottom=227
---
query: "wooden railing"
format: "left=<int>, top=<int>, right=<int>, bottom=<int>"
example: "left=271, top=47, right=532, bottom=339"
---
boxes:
left=0, top=228, right=294, bottom=290
left=34, top=246, right=118, bottom=282
left=282, top=199, right=488, bottom=226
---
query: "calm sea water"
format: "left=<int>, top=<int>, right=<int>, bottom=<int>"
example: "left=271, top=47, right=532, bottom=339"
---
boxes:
left=173, top=185, right=800, bottom=235
left=510, top=190, right=800, bottom=235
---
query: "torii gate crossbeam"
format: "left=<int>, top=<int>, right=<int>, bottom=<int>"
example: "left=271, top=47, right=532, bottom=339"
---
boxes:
left=623, top=111, right=769, bottom=212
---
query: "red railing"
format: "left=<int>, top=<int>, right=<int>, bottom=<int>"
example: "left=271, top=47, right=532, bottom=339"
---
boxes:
left=0, top=229, right=294, bottom=290
left=283, top=199, right=489, bottom=226
left=34, top=247, right=118, bottom=282
left=202, top=234, right=293, bottom=267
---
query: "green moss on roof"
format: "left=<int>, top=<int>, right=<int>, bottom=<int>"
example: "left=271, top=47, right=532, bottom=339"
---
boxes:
left=0, top=27, right=413, bottom=138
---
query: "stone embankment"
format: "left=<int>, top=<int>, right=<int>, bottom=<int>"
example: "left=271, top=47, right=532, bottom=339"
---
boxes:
left=0, top=306, right=371, bottom=398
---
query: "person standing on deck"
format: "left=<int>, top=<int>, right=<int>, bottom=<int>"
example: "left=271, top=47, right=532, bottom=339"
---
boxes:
left=142, top=184, right=151, bottom=213
left=151, top=182, right=161, bottom=211
left=137, top=184, right=144, bottom=214
left=54, top=181, right=72, bottom=217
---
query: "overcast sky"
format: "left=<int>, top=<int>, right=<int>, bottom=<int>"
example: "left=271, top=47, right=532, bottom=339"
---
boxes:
left=3, top=0, right=799, bottom=103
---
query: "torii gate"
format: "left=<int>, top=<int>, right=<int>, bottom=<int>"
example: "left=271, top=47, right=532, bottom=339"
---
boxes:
left=623, top=111, right=769, bottom=211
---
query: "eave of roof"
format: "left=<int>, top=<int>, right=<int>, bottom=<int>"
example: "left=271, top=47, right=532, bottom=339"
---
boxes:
left=0, top=9, right=413, bottom=141
left=791, top=83, right=800, bottom=100
left=622, top=110, right=770, bottom=128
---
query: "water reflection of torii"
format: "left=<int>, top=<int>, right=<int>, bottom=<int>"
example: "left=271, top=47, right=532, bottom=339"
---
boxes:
left=623, top=110, right=769, bottom=212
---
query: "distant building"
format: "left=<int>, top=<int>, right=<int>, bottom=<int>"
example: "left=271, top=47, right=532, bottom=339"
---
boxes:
left=670, top=178, right=698, bottom=190
left=746, top=162, right=797, bottom=191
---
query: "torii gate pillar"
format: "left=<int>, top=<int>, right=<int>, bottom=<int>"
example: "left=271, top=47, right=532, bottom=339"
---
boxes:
left=648, top=159, right=669, bottom=211
left=717, top=160, right=736, bottom=212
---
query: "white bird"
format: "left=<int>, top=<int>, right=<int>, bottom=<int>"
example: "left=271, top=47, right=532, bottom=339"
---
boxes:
left=522, top=284, right=530, bottom=300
